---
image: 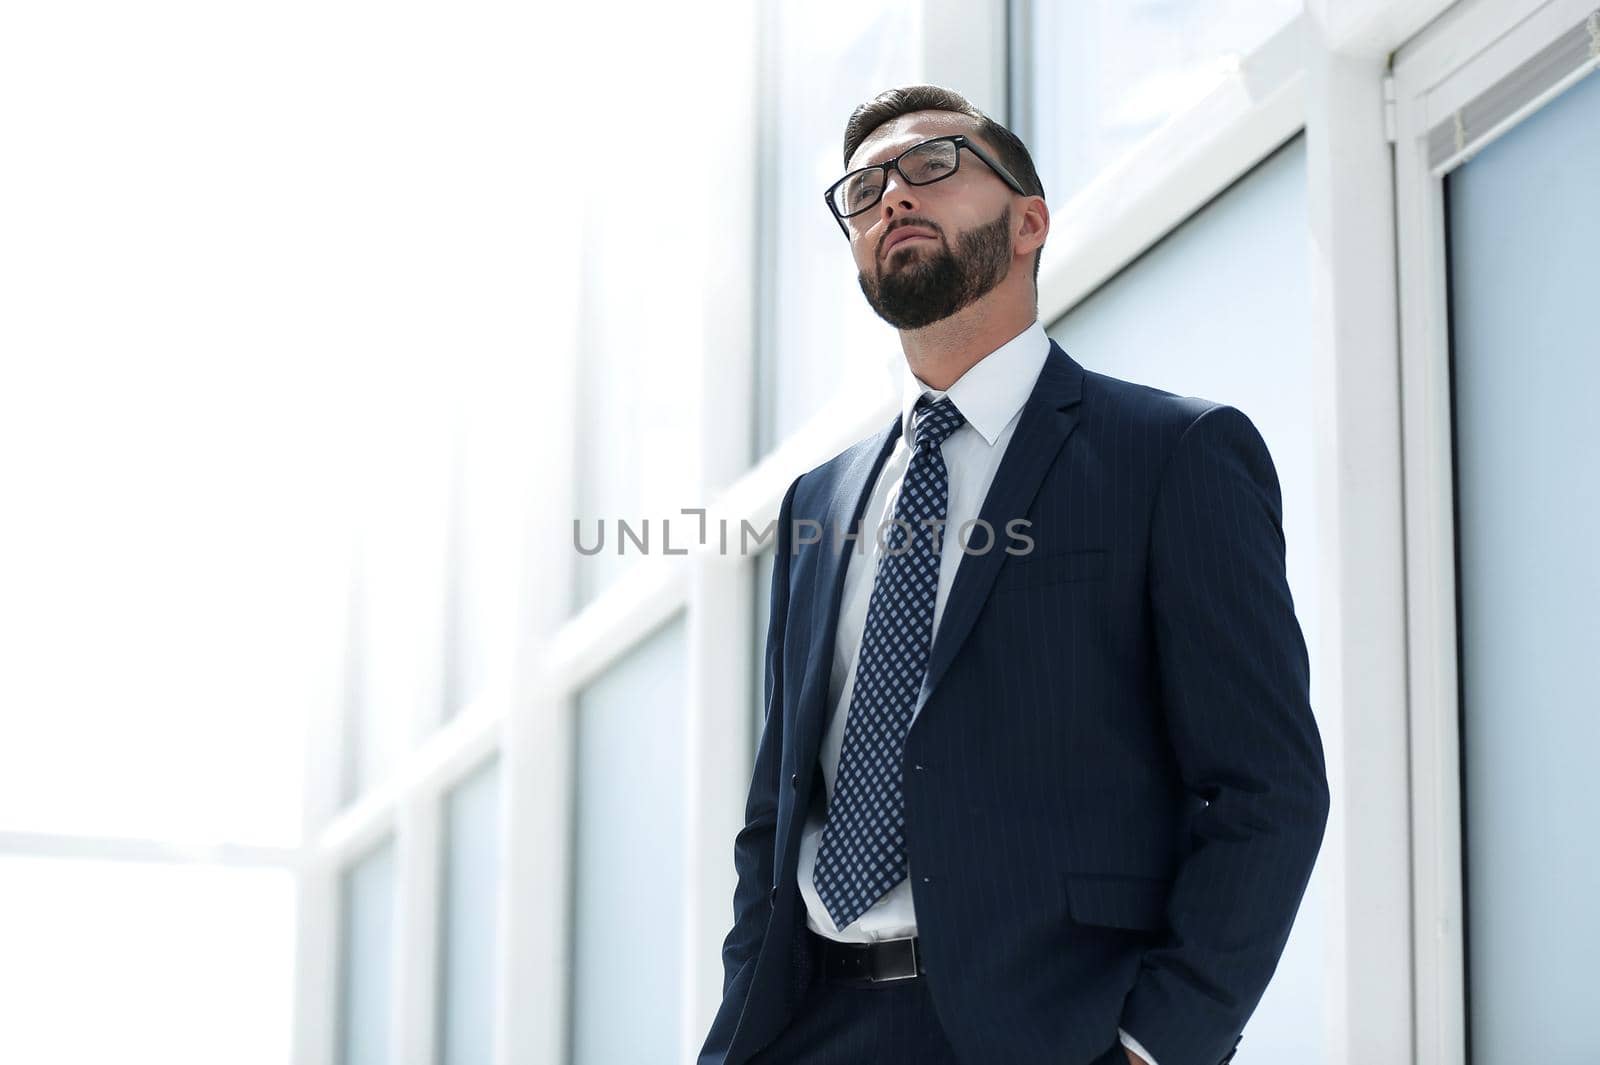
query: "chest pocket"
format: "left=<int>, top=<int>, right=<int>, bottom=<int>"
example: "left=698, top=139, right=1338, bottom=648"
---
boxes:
left=992, top=547, right=1109, bottom=591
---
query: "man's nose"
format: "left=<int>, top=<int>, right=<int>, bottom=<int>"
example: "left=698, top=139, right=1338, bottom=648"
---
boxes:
left=877, top=170, right=920, bottom=220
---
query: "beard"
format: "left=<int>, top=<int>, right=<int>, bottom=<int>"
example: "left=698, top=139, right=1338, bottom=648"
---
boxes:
left=858, top=203, right=1013, bottom=330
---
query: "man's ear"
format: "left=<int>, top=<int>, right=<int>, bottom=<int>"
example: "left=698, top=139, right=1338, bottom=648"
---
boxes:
left=1016, top=196, right=1049, bottom=257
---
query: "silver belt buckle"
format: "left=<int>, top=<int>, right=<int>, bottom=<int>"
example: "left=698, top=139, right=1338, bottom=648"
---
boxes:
left=870, top=936, right=920, bottom=982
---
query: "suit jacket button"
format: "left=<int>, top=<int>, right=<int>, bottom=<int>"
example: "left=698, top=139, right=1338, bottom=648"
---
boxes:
left=791, top=772, right=799, bottom=787
left=769, top=884, right=778, bottom=905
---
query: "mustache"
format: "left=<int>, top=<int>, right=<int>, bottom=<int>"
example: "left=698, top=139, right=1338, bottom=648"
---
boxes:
left=879, top=221, right=942, bottom=260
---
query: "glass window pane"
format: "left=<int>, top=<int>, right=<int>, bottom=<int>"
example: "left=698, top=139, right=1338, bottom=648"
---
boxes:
left=1046, top=133, right=1324, bottom=1058
left=340, top=839, right=397, bottom=1065
left=570, top=616, right=688, bottom=1065
left=0, top=856, right=294, bottom=1065
left=571, top=208, right=703, bottom=611
left=1444, top=69, right=1600, bottom=1063
left=438, top=758, right=502, bottom=1065
left=570, top=6, right=720, bottom=614
left=1025, top=0, right=1298, bottom=205
left=344, top=406, right=454, bottom=804
left=443, top=410, right=528, bottom=719
left=756, top=1, right=925, bottom=453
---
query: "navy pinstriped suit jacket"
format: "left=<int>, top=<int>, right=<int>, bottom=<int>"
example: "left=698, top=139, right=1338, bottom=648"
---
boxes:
left=700, top=337, right=1330, bottom=1065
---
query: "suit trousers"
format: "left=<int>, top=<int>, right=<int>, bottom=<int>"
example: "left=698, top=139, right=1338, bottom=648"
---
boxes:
left=742, top=930, right=1127, bottom=1065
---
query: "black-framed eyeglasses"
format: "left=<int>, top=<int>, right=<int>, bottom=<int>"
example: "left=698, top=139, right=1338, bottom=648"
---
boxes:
left=823, top=134, right=1029, bottom=235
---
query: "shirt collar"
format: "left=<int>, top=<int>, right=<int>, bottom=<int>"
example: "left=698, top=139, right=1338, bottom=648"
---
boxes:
left=897, top=319, right=1051, bottom=447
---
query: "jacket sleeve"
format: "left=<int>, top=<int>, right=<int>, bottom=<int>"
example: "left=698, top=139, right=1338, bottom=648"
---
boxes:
left=1119, top=404, right=1330, bottom=1065
left=716, top=473, right=801, bottom=997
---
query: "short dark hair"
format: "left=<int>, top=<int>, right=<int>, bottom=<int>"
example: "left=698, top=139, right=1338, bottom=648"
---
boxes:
left=842, top=84, right=1046, bottom=288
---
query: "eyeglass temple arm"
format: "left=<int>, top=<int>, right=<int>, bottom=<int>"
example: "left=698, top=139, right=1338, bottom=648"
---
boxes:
left=955, top=136, right=1029, bottom=198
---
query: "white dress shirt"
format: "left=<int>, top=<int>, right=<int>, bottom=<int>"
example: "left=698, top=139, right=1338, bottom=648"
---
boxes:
left=793, top=318, right=1161, bottom=1065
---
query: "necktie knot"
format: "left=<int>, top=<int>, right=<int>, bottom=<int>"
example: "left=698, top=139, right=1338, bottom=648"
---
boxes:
left=912, top=395, right=965, bottom=452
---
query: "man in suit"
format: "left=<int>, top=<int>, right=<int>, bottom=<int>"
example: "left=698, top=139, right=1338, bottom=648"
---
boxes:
left=698, top=84, right=1329, bottom=1065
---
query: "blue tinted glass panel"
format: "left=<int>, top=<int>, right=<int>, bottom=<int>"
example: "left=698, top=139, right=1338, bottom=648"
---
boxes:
left=1445, top=68, right=1600, bottom=1063
left=570, top=616, right=688, bottom=1065
left=439, top=759, right=502, bottom=1065
left=341, top=839, right=396, bottom=1065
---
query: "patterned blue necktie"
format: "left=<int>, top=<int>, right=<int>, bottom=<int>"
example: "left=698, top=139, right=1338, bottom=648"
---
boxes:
left=813, top=394, right=966, bottom=931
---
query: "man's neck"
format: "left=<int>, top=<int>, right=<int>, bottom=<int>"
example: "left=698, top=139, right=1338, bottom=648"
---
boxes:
left=898, top=288, right=1035, bottom=391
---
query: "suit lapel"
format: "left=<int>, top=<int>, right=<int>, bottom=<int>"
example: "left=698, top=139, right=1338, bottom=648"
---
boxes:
left=792, top=418, right=902, bottom=765
left=915, top=339, right=1085, bottom=718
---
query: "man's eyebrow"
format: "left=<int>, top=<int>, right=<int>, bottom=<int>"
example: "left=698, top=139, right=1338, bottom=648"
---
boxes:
left=853, top=142, right=915, bottom=169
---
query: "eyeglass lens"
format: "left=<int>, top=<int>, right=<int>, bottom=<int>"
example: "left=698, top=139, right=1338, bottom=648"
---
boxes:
left=832, top=140, right=959, bottom=217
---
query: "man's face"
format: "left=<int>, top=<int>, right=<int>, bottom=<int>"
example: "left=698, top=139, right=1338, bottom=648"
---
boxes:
left=842, top=112, right=1019, bottom=330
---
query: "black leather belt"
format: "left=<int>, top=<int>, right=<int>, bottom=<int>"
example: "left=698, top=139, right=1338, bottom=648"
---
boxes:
left=810, top=928, right=925, bottom=985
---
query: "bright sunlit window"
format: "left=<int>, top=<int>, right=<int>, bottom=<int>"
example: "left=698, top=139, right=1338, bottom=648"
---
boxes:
left=1023, top=0, right=1300, bottom=203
